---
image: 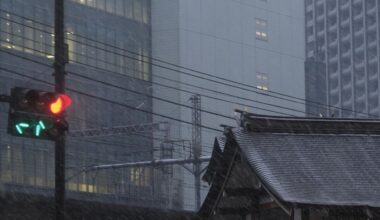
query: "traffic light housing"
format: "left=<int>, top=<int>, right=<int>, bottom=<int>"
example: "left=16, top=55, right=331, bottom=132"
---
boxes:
left=9, top=112, right=68, bottom=139
left=11, top=87, right=72, bottom=115
left=7, top=87, right=71, bottom=140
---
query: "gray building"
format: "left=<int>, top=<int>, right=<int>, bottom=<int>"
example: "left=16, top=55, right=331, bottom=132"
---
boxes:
left=0, top=0, right=181, bottom=213
left=305, top=0, right=380, bottom=118
left=305, top=59, right=327, bottom=116
left=152, top=0, right=305, bottom=211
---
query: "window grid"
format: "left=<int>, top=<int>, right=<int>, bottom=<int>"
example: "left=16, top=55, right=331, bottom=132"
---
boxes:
left=0, top=15, right=150, bottom=81
left=71, top=0, right=150, bottom=24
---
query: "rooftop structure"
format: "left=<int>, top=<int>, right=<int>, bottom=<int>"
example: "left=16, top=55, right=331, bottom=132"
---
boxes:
left=199, top=111, right=380, bottom=219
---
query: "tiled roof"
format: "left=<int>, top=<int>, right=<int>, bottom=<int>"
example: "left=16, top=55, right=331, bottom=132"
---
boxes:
left=237, top=111, right=380, bottom=135
left=202, top=136, right=226, bottom=184
left=200, top=113, right=380, bottom=217
left=233, top=127, right=380, bottom=207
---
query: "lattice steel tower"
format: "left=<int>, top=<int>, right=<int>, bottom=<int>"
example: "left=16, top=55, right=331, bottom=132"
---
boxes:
left=191, top=94, right=202, bottom=209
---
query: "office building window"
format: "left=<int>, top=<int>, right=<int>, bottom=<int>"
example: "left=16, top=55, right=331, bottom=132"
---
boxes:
left=0, top=12, right=151, bottom=81
left=256, top=72, right=268, bottom=80
left=70, top=0, right=150, bottom=24
left=130, top=167, right=150, bottom=187
left=255, top=18, right=268, bottom=41
left=256, top=72, right=269, bottom=91
left=0, top=13, right=55, bottom=59
left=256, top=85, right=268, bottom=91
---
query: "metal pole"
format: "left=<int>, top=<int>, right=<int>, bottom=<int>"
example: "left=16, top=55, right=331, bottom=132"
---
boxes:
left=191, top=94, right=201, bottom=210
left=54, top=0, right=66, bottom=219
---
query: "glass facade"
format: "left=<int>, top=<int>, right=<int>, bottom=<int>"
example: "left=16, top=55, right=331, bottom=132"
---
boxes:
left=0, top=0, right=168, bottom=208
left=0, top=0, right=150, bottom=81
left=305, top=0, right=380, bottom=118
left=71, top=0, right=150, bottom=24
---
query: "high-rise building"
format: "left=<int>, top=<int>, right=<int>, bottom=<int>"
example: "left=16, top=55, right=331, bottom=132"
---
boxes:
left=305, top=0, right=379, bottom=118
left=0, top=0, right=181, bottom=214
left=152, top=0, right=305, bottom=210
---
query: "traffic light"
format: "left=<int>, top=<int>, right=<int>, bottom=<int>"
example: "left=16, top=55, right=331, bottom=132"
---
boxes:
left=11, top=87, right=72, bottom=115
left=7, top=87, right=71, bottom=140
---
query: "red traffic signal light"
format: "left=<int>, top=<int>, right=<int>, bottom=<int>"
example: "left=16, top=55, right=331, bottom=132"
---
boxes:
left=50, top=94, right=72, bottom=115
left=11, top=87, right=72, bottom=115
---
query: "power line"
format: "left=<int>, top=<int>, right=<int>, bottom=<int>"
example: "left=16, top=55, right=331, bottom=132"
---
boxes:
left=0, top=9, right=374, bottom=117
left=0, top=47, right=301, bottom=121
left=67, top=61, right=305, bottom=115
left=0, top=13, right=310, bottom=116
left=0, top=25, right=303, bottom=117
left=0, top=66, right=224, bottom=133
left=70, top=131, right=214, bottom=156
left=63, top=37, right=307, bottom=106
left=0, top=126, right=212, bottom=168
left=0, top=11, right=310, bottom=105
left=60, top=19, right=376, bottom=118
left=6, top=12, right=372, bottom=119
left=0, top=43, right=302, bottom=116
left=67, top=71, right=235, bottom=120
left=0, top=14, right=309, bottom=116
left=66, top=110, right=216, bottom=154
left=0, top=66, right=216, bottom=155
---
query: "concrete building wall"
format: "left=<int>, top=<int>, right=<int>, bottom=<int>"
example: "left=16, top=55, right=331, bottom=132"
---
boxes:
left=152, top=0, right=305, bottom=211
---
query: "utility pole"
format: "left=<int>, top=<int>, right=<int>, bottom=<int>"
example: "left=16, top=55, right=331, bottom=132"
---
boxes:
left=191, top=94, right=201, bottom=210
left=54, top=0, right=66, bottom=219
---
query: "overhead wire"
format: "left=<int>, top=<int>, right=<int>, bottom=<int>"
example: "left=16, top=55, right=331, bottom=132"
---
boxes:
left=0, top=9, right=375, bottom=117
left=4, top=9, right=376, bottom=158
left=0, top=47, right=303, bottom=133
left=2, top=22, right=214, bottom=203
left=71, top=109, right=215, bottom=155
left=0, top=28, right=303, bottom=117
left=67, top=71, right=236, bottom=120
left=0, top=46, right=262, bottom=122
left=0, top=13, right=311, bottom=116
left=0, top=65, right=224, bottom=133
left=61, top=18, right=378, bottom=118
left=0, top=10, right=319, bottom=107
left=69, top=131, right=214, bottom=156
left=0, top=63, right=216, bottom=157
left=0, top=133, right=211, bottom=189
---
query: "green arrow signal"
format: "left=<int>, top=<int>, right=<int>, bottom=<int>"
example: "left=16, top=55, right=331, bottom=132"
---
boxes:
left=15, top=123, right=30, bottom=134
left=35, top=125, right=42, bottom=136
left=38, top=120, right=46, bottom=129
left=34, top=121, right=47, bottom=137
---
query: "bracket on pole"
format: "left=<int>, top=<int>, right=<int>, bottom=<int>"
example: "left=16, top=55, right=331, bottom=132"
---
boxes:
left=0, top=94, right=11, bottom=103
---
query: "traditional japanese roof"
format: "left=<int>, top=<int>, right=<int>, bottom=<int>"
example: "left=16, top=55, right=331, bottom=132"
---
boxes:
left=235, top=127, right=380, bottom=207
left=202, top=136, right=226, bottom=184
left=199, top=112, right=380, bottom=217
